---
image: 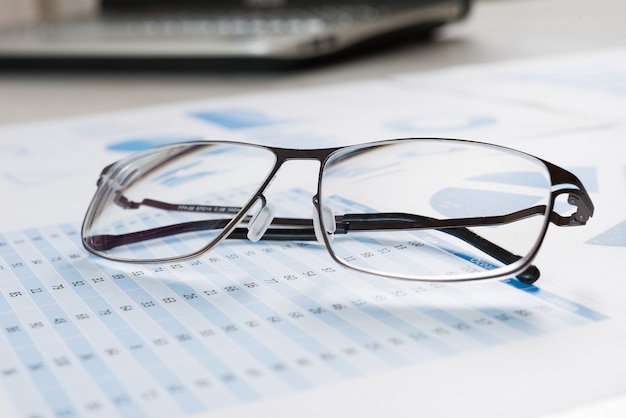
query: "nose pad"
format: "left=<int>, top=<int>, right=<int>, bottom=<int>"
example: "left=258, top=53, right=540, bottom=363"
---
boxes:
left=313, top=204, right=336, bottom=244
left=247, top=201, right=275, bottom=242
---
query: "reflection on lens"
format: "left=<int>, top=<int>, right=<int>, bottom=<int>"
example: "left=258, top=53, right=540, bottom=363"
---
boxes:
left=319, top=139, right=552, bottom=281
left=82, top=142, right=276, bottom=262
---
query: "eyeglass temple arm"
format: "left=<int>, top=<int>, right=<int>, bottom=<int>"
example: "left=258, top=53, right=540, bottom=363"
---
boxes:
left=95, top=175, right=593, bottom=285
left=88, top=197, right=558, bottom=283
left=85, top=211, right=541, bottom=283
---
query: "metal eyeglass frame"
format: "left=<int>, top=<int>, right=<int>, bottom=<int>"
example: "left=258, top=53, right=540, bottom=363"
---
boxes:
left=82, top=138, right=594, bottom=284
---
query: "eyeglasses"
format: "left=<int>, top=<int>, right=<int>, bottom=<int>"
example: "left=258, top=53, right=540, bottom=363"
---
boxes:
left=81, top=138, right=594, bottom=284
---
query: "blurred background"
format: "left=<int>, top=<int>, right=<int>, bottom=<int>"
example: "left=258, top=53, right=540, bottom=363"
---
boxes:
left=0, top=0, right=624, bottom=124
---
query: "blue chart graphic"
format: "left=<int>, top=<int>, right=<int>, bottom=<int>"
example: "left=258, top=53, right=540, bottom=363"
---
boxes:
left=385, top=114, right=496, bottom=133
left=190, top=109, right=283, bottom=130
left=107, top=136, right=203, bottom=152
left=588, top=220, right=626, bottom=247
left=0, top=223, right=608, bottom=418
left=587, top=164, right=626, bottom=247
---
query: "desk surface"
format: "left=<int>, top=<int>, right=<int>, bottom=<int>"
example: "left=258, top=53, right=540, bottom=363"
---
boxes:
left=0, top=0, right=625, bottom=126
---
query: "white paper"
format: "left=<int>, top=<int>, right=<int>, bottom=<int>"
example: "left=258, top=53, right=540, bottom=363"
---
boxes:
left=1, top=49, right=625, bottom=418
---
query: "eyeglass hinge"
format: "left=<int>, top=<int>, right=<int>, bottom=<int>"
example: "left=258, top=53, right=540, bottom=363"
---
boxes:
left=550, top=191, right=593, bottom=226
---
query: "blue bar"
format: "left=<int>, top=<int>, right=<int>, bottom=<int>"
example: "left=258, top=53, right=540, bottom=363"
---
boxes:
left=503, top=279, right=608, bottom=321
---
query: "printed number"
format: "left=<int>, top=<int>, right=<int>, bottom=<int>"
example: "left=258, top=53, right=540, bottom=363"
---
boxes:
left=433, top=327, right=450, bottom=335
left=451, top=322, right=470, bottom=331
left=388, top=337, right=405, bottom=346
left=494, top=313, right=513, bottom=322
left=309, top=307, right=326, bottom=315
left=54, top=357, right=71, bottom=367
left=474, top=317, right=492, bottom=326
left=222, top=324, right=238, bottom=333
left=104, top=347, right=120, bottom=356
left=199, top=329, right=215, bottom=337
left=153, top=338, right=168, bottom=346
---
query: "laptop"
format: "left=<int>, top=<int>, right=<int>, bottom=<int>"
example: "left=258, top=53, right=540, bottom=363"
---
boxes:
left=0, top=0, right=471, bottom=69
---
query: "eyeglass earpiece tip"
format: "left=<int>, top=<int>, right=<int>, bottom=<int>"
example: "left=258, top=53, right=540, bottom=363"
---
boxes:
left=515, top=265, right=540, bottom=284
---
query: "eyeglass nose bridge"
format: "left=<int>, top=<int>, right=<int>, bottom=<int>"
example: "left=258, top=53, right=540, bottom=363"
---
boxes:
left=239, top=153, right=321, bottom=244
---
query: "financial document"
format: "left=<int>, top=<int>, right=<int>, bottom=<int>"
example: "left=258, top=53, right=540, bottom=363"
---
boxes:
left=1, top=48, right=626, bottom=418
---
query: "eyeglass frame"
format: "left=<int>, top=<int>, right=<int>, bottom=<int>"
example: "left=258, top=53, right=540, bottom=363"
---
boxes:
left=82, top=137, right=594, bottom=284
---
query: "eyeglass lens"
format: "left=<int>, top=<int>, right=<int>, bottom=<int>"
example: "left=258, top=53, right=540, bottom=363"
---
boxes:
left=82, top=142, right=277, bottom=261
left=82, top=139, right=553, bottom=281
left=319, top=140, right=552, bottom=280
